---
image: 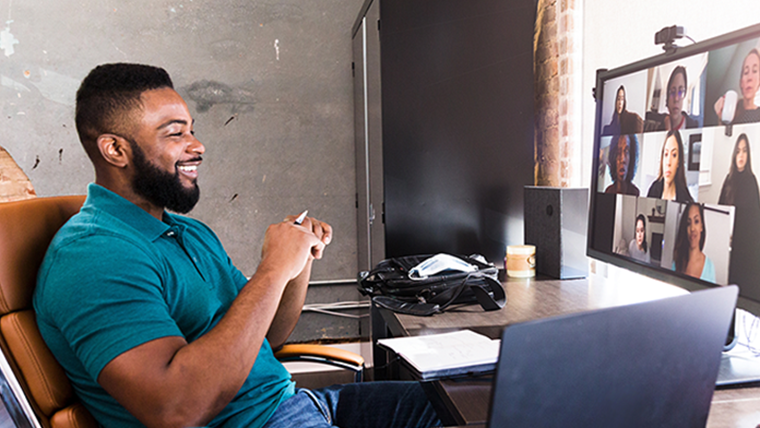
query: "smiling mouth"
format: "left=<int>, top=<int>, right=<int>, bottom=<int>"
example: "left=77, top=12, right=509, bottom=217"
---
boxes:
left=177, top=157, right=202, bottom=179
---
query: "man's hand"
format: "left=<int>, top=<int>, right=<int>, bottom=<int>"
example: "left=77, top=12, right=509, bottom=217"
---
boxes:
left=265, top=214, right=332, bottom=348
left=283, top=213, right=333, bottom=259
left=259, top=216, right=326, bottom=282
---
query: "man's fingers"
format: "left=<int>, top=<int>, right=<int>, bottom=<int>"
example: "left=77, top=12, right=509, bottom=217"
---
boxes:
left=312, top=241, right=326, bottom=260
left=320, top=222, right=333, bottom=246
left=276, top=213, right=331, bottom=260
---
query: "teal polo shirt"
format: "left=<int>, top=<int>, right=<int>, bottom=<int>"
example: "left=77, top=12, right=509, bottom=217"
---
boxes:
left=34, top=183, right=295, bottom=428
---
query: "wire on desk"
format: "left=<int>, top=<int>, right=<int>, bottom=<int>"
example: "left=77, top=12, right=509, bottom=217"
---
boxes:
left=301, top=301, right=370, bottom=319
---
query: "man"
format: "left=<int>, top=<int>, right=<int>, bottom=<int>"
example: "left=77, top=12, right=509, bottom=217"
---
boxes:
left=33, top=63, right=440, bottom=428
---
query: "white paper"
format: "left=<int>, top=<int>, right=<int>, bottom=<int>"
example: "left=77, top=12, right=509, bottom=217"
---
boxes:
left=377, top=330, right=500, bottom=374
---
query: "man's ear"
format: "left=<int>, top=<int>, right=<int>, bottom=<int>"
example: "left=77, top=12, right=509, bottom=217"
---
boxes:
left=96, top=134, right=131, bottom=168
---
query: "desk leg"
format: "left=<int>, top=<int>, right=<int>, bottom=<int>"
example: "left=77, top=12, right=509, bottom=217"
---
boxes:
left=371, top=300, right=391, bottom=380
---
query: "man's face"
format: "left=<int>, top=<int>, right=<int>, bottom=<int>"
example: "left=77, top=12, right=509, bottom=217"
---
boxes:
left=127, top=88, right=205, bottom=213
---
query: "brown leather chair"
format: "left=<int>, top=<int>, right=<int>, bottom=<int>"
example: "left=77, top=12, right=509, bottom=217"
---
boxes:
left=0, top=195, right=364, bottom=428
left=0, top=195, right=95, bottom=428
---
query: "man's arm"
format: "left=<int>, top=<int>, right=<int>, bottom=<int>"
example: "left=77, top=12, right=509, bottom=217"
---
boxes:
left=97, top=217, right=327, bottom=428
left=267, top=215, right=332, bottom=348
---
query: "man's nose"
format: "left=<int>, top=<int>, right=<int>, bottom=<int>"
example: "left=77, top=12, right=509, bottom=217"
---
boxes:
left=189, top=136, right=205, bottom=155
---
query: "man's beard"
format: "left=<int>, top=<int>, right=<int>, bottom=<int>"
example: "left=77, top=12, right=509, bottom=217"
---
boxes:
left=129, top=140, right=201, bottom=214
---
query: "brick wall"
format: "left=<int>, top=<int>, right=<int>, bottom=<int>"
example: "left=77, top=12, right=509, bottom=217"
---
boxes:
left=535, top=0, right=577, bottom=186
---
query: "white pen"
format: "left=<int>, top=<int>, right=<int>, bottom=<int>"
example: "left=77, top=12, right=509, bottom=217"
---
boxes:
left=294, top=210, right=308, bottom=225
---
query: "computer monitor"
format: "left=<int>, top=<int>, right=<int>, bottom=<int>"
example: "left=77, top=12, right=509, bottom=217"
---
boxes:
left=587, top=23, right=760, bottom=348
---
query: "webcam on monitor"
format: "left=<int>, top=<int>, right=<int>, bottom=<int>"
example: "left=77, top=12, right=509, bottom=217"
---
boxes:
left=655, top=25, right=686, bottom=52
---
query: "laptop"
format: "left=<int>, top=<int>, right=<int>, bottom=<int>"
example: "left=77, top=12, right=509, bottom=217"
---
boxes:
left=486, top=285, right=738, bottom=428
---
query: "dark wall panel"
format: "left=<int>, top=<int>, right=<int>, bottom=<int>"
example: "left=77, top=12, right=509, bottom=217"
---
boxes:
left=380, top=0, right=537, bottom=263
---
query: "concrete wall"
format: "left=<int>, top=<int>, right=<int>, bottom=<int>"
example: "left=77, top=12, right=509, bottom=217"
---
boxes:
left=0, top=0, right=362, bottom=283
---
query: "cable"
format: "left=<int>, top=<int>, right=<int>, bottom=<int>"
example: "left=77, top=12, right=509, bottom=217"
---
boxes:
left=308, top=279, right=357, bottom=286
left=301, top=301, right=370, bottom=319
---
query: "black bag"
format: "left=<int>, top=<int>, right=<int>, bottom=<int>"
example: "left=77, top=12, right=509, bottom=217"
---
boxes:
left=358, top=254, right=506, bottom=316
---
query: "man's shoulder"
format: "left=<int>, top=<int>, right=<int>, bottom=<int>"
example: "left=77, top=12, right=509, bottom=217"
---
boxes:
left=53, top=205, right=152, bottom=250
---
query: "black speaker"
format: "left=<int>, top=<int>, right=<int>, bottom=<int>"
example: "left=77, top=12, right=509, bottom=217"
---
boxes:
left=524, top=186, right=588, bottom=279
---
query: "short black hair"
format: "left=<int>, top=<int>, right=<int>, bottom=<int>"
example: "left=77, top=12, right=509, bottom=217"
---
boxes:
left=75, top=63, right=173, bottom=160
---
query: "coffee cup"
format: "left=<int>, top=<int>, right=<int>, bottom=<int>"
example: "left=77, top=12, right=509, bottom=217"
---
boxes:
left=722, top=90, right=738, bottom=123
left=506, top=245, right=536, bottom=278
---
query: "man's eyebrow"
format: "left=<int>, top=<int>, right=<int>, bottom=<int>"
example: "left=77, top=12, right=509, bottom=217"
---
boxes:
left=157, top=119, right=193, bottom=130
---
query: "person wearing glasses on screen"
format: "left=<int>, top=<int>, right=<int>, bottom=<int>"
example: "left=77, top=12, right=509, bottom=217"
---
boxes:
left=628, top=214, right=650, bottom=263
left=605, top=134, right=640, bottom=196
left=646, top=130, right=694, bottom=203
left=714, top=49, right=760, bottom=124
left=602, top=85, right=644, bottom=136
left=656, top=66, right=699, bottom=131
left=672, top=203, right=715, bottom=283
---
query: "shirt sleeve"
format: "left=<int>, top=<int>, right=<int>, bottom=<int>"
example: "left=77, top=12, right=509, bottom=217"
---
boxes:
left=36, top=234, right=183, bottom=381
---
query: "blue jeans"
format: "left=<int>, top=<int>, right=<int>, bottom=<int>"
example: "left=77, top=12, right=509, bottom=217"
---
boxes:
left=262, top=382, right=441, bottom=428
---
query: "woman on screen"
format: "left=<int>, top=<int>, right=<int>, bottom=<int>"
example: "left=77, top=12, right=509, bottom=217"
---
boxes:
left=657, top=66, right=699, bottom=131
left=646, top=130, right=694, bottom=203
left=602, top=85, right=644, bottom=135
left=629, top=214, right=650, bottom=263
left=714, top=49, right=760, bottom=124
left=719, top=133, right=760, bottom=207
left=720, top=134, right=760, bottom=288
left=673, top=203, right=715, bottom=282
left=605, top=134, right=640, bottom=196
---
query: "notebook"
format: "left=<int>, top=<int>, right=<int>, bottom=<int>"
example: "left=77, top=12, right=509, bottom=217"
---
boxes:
left=377, top=330, right=499, bottom=380
left=487, top=285, right=738, bottom=428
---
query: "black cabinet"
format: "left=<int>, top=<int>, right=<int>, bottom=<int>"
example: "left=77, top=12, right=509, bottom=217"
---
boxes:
left=353, top=0, right=537, bottom=270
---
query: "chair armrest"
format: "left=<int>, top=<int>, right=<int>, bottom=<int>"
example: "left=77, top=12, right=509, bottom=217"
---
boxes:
left=274, top=344, right=365, bottom=382
left=274, top=344, right=365, bottom=367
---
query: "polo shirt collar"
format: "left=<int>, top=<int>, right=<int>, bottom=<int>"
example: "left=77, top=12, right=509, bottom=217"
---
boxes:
left=84, top=183, right=174, bottom=242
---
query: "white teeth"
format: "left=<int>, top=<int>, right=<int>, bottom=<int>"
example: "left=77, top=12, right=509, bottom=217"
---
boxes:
left=178, top=165, right=197, bottom=172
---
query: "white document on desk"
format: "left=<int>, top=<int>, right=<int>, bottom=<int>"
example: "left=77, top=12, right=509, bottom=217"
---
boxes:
left=377, top=330, right=500, bottom=380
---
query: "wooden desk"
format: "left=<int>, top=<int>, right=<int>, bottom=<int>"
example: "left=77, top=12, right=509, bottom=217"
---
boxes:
left=371, top=275, right=760, bottom=427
